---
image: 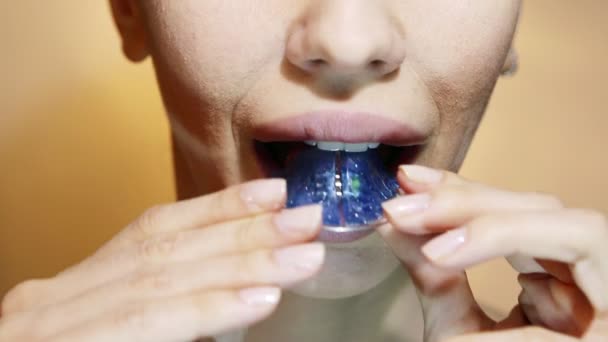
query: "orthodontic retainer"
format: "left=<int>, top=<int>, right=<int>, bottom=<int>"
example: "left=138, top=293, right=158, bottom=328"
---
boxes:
left=282, top=146, right=400, bottom=233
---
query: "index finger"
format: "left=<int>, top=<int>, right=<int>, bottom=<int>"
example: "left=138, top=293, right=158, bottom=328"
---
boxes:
left=118, top=179, right=287, bottom=244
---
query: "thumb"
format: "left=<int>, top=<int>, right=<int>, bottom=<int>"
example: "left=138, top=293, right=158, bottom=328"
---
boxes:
left=377, top=223, right=493, bottom=342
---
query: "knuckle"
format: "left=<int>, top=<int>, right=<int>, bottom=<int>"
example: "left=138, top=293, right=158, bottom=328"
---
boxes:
left=112, top=303, right=151, bottom=331
left=235, top=251, right=273, bottom=283
left=192, top=291, right=229, bottom=316
left=232, top=216, right=264, bottom=251
left=1, top=279, right=49, bottom=314
left=137, top=233, right=181, bottom=263
left=215, top=187, right=239, bottom=218
left=432, top=185, right=475, bottom=209
left=131, top=205, right=170, bottom=238
left=467, top=214, right=507, bottom=239
left=127, top=268, right=174, bottom=293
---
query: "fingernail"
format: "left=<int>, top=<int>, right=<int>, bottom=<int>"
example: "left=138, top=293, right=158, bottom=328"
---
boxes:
left=274, top=243, right=325, bottom=272
left=422, top=227, right=468, bottom=261
left=400, top=165, right=443, bottom=184
left=274, top=205, right=322, bottom=236
left=239, top=287, right=281, bottom=306
left=382, top=193, right=431, bottom=217
left=240, top=179, right=286, bottom=210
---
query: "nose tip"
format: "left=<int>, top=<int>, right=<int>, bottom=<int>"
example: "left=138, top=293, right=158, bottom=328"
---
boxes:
left=286, top=2, right=405, bottom=79
left=287, top=26, right=405, bottom=79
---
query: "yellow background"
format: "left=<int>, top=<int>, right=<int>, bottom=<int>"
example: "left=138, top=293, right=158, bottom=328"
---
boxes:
left=1, top=1, right=607, bottom=316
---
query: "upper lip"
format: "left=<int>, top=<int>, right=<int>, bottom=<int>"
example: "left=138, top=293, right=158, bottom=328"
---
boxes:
left=252, top=111, right=428, bottom=146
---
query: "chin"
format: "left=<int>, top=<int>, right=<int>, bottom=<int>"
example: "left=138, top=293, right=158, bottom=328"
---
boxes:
left=287, top=232, right=400, bottom=299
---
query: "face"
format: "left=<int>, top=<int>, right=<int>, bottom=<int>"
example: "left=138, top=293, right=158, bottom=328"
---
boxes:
left=112, top=0, right=521, bottom=298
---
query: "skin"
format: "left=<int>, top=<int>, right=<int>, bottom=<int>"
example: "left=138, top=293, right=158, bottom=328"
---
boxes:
left=131, top=0, right=521, bottom=301
left=0, top=0, right=607, bottom=341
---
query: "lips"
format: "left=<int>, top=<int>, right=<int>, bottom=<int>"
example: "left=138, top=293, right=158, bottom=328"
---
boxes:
left=252, top=111, right=428, bottom=146
left=251, top=111, right=427, bottom=243
left=252, top=111, right=427, bottom=176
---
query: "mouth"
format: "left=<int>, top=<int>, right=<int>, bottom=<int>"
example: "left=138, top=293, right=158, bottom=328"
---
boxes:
left=254, top=140, right=421, bottom=243
left=250, top=111, right=427, bottom=243
left=254, top=140, right=421, bottom=178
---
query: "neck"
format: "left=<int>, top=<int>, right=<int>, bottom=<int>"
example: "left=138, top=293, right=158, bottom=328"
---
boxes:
left=244, top=268, right=411, bottom=342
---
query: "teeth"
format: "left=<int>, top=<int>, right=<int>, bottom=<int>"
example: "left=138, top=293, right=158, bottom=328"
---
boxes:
left=316, top=141, right=344, bottom=151
left=307, top=141, right=381, bottom=152
left=344, top=143, right=369, bottom=152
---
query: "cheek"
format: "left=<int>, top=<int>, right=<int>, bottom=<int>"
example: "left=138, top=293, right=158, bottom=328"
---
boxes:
left=403, top=0, right=520, bottom=113
left=142, top=1, right=287, bottom=113
left=398, top=1, right=520, bottom=170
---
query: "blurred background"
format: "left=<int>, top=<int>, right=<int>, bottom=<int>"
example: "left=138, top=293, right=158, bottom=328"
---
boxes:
left=1, top=1, right=607, bottom=316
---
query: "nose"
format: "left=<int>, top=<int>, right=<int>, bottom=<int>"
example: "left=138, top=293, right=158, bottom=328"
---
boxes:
left=286, top=0, right=406, bottom=79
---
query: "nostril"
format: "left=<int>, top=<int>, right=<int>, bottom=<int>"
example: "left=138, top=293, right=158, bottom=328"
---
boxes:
left=309, top=58, right=327, bottom=66
left=303, top=58, right=328, bottom=72
left=369, top=59, right=387, bottom=70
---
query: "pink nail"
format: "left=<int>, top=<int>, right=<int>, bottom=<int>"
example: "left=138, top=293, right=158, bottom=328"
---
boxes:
left=400, top=165, right=443, bottom=184
left=382, top=193, right=431, bottom=217
left=274, top=205, right=322, bottom=236
left=422, top=227, right=468, bottom=261
left=239, top=287, right=281, bottom=306
left=240, top=179, right=286, bottom=210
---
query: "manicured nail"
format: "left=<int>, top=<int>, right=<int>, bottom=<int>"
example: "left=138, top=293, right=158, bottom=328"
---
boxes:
left=382, top=193, right=431, bottom=217
left=422, top=227, right=468, bottom=261
left=274, top=243, right=325, bottom=272
left=400, top=165, right=443, bottom=184
left=240, top=179, right=286, bottom=210
left=274, top=205, right=322, bottom=236
left=239, top=287, right=281, bottom=306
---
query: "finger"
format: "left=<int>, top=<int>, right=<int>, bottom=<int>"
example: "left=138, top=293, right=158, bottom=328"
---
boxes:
left=376, top=223, right=492, bottom=342
left=56, top=179, right=287, bottom=280
left=442, top=327, right=577, bottom=342
left=32, top=243, right=324, bottom=337
left=518, top=273, right=593, bottom=337
left=51, top=287, right=281, bottom=342
left=25, top=205, right=322, bottom=315
left=109, top=179, right=288, bottom=251
left=388, top=165, right=570, bottom=290
left=383, top=165, right=563, bottom=235
left=100, top=204, right=322, bottom=280
left=421, top=209, right=608, bottom=312
left=506, top=257, right=575, bottom=287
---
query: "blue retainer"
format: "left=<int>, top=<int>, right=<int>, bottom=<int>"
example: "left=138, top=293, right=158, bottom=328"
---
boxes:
left=282, top=147, right=399, bottom=229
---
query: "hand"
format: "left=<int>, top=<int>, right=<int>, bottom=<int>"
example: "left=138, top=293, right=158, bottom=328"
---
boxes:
left=378, top=165, right=608, bottom=341
left=0, top=179, right=324, bottom=341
